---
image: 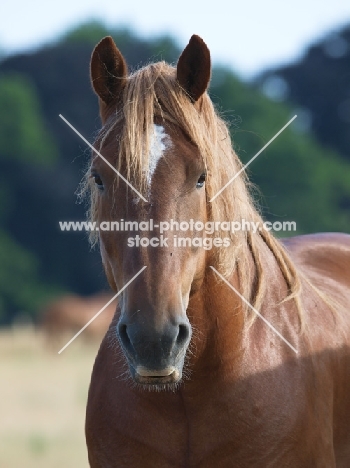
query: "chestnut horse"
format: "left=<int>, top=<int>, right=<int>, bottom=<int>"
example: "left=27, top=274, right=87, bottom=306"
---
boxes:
left=85, top=35, right=350, bottom=466
left=41, top=293, right=115, bottom=346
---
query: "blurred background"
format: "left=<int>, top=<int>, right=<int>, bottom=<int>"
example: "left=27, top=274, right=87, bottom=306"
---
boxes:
left=1, top=1, right=350, bottom=466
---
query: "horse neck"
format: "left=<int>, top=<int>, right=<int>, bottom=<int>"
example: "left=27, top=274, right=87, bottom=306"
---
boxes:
left=187, top=235, right=288, bottom=382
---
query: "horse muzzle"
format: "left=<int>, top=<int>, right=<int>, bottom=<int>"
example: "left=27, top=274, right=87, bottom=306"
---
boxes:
left=117, top=317, right=191, bottom=386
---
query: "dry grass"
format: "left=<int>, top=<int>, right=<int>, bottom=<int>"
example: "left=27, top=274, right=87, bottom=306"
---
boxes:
left=0, top=326, right=100, bottom=467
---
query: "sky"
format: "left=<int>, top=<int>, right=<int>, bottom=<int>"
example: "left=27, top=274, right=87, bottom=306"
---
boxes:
left=1, top=0, right=350, bottom=78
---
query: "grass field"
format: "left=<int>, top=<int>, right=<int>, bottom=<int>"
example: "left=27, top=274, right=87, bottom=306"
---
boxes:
left=0, top=326, right=100, bottom=467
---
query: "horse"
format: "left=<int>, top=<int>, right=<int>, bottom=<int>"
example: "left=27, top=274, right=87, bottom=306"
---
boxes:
left=84, top=35, right=350, bottom=466
left=41, top=293, right=115, bottom=347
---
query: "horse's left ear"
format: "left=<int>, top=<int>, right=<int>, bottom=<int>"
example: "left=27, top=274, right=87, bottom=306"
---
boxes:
left=177, top=35, right=211, bottom=102
left=90, top=36, right=128, bottom=120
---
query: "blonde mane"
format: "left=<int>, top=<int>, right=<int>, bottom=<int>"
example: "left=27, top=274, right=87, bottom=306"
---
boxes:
left=84, top=61, right=303, bottom=329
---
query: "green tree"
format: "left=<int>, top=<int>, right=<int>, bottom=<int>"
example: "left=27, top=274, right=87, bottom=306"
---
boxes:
left=210, top=67, right=350, bottom=235
left=0, top=74, right=57, bottom=165
left=0, top=74, right=60, bottom=323
left=0, top=230, right=60, bottom=323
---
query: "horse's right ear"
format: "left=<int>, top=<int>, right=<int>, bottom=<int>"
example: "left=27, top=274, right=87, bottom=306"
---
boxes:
left=90, top=36, right=127, bottom=119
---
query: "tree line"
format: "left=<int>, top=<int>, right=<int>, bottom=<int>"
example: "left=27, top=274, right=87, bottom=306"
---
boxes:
left=0, top=21, right=349, bottom=324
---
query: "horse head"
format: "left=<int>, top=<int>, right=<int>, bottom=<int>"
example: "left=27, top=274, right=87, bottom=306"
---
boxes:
left=89, top=35, right=213, bottom=386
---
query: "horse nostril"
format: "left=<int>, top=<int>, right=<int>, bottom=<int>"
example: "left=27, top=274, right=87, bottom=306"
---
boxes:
left=118, top=323, right=133, bottom=353
left=176, top=323, right=191, bottom=347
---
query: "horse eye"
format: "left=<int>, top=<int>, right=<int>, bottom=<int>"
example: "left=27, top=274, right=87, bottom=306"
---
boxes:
left=196, top=173, right=206, bottom=189
left=92, top=173, right=104, bottom=190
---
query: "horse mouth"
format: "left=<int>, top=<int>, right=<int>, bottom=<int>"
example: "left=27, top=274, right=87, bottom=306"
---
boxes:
left=134, top=366, right=181, bottom=385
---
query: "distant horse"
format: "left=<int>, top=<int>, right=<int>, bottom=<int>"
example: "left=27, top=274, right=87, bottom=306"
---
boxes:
left=41, top=293, right=115, bottom=346
left=84, top=35, right=350, bottom=466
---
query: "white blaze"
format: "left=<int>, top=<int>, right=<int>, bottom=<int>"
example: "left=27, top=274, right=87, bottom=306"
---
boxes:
left=147, top=124, right=170, bottom=187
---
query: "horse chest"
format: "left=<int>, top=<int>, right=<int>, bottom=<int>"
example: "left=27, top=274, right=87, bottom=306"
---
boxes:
left=87, top=372, right=334, bottom=467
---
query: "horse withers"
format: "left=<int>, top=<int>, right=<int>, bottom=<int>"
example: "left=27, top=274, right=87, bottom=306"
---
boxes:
left=84, top=35, right=350, bottom=467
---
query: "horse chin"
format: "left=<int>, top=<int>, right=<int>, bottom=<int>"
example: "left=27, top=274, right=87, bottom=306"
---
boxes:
left=129, top=364, right=183, bottom=389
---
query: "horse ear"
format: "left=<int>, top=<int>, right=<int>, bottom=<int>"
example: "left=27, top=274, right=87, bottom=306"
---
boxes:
left=177, top=35, right=211, bottom=102
left=90, top=36, right=127, bottom=117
